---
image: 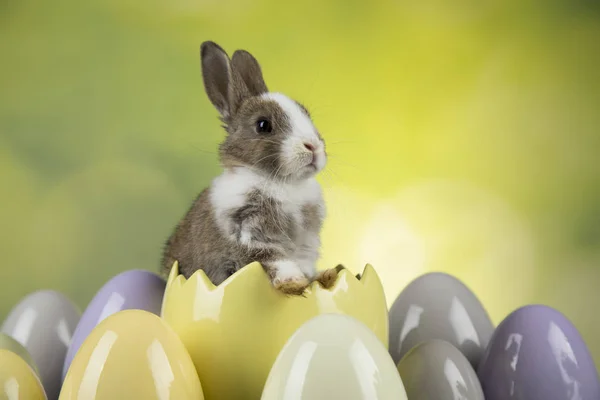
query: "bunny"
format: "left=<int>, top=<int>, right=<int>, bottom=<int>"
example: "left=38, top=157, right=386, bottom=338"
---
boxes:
left=161, top=41, right=335, bottom=295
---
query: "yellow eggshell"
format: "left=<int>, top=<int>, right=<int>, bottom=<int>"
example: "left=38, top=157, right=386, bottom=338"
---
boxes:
left=262, top=314, right=407, bottom=400
left=161, top=261, right=389, bottom=400
left=0, top=349, right=46, bottom=400
left=59, top=309, right=203, bottom=400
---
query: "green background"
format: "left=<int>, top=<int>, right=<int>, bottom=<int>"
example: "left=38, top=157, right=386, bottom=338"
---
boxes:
left=1, top=0, right=599, bottom=364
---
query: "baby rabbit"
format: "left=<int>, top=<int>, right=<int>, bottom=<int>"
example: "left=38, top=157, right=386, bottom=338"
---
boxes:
left=161, top=41, right=331, bottom=295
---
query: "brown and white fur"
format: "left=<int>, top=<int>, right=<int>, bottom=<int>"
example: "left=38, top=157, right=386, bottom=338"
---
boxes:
left=161, top=41, right=334, bottom=295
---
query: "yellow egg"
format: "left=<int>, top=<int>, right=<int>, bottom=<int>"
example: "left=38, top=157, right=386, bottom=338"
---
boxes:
left=0, top=349, right=46, bottom=400
left=59, top=309, right=203, bottom=400
left=0, top=333, right=39, bottom=376
left=161, top=261, right=388, bottom=400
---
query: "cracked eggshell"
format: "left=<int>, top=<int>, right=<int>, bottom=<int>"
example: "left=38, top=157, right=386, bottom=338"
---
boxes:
left=161, top=261, right=389, bottom=400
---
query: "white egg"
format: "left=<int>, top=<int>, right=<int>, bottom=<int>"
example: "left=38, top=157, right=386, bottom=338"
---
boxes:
left=262, top=314, right=407, bottom=400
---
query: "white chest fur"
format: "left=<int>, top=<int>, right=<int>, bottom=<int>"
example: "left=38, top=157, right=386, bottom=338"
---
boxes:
left=210, top=167, right=324, bottom=232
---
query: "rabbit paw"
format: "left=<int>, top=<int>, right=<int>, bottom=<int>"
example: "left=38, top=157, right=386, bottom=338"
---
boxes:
left=315, top=268, right=339, bottom=289
left=274, top=277, right=310, bottom=296
left=272, top=261, right=310, bottom=296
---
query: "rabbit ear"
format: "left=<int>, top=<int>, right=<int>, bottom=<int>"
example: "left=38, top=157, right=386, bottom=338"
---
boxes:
left=200, top=41, right=232, bottom=118
left=228, top=49, right=268, bottom=112
left=231, top=50, right=268, bottom=96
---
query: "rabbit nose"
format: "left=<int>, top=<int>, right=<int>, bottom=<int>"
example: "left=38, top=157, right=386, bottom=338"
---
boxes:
left=303, top=142, right=315, bottom=152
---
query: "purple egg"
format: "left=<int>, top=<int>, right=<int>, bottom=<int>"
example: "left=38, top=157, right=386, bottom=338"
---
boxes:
left=62, top=269, right=166, bottom=380
left=478, top=304, right=600, bottom=400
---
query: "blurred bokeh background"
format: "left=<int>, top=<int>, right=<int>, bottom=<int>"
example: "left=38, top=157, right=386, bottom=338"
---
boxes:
left=1, top=0, right=599, bottom=363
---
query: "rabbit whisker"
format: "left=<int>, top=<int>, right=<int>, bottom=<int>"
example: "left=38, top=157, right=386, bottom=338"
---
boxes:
left=249, top=153, right=280, bottom=168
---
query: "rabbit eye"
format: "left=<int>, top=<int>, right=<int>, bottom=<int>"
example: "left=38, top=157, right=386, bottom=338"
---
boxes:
left=256, top=118, right=273, bottom=134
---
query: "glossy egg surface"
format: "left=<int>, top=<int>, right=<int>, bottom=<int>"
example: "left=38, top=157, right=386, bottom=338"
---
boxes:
left=397, top=339, right=484, bottom=400
left=477, top=304, right=600, bottom=400
left=62, top=270, right=165, bottom=380
left=262, top=313, right=407, bottom=400
left=162, top=261, right=389, bottom=399
left=1, top=290, right=80, bottom=400
left=59, top=309, right=203, bottom=400
left=388, top=272, right=494, bottom=368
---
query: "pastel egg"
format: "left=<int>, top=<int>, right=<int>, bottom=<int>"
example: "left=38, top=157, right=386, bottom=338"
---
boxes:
left=59, top=309, right=203, bottom=400
left=262, top=314, right=407, bottom=400
left=1, top=290, right=80, bottom=400
left=477, top=304, right=600, bottom=400
left=0, top=333, right=39, bottom=376
left=397, top=339, right=484, bottom=399
left=62, top=270, right=165, bottom=380
left=0, top=349, right=47, bottom=400
left=388, top=272, right=494, bottom=368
